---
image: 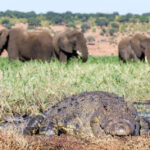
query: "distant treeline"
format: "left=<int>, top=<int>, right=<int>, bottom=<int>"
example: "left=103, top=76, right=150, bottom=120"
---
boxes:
left=0, top=10, right=150, bottom=29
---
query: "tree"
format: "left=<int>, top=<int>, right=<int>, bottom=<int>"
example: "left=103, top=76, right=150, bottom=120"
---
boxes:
left=63, top=11, right=73, bottom=24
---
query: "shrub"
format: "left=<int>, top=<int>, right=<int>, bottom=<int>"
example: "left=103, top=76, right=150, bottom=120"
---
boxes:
left=129, top=18, right=137, bottom=23
left=2, top=19, right=14, bottom=29
left=100, top=28, right=106, bottom=36
left=2, top=19, right=10, bottom=24
left=111, top=22, right=119, bottom=29
left=67, top=23, right=76, bottom=28
left=109, top=28, right=118, bottom=36
left=27, top=17, right=41, bottom=26
left=139, top=15, right=149, bottom=23
left=100, top=32, right=104, bottom=36
left=118, top=16, right=129, bottom=23
left=81, top=22, right=91, bottom=33
left=95, top=18, right=109, bottom=27
left=92, top=28, right=96, bottom=32
left=86, top=36, right=95, bottom=42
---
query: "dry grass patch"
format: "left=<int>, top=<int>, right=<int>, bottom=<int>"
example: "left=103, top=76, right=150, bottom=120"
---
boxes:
left=1, top=131, right=150, bottom=150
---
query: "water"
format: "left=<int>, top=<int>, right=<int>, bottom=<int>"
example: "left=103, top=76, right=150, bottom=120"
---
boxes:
left=133, top=101, right=150, bottom=117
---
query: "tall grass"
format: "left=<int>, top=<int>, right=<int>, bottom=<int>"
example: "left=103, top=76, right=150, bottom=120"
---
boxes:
left=0, top=56, right=150, bottom=115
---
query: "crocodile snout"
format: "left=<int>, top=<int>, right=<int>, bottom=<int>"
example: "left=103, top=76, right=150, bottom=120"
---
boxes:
left=104, top=120, right=135, bottom=136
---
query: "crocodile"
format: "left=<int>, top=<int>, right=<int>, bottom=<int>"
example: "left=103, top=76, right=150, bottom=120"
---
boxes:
left=1, top=91, right=150, bottom=137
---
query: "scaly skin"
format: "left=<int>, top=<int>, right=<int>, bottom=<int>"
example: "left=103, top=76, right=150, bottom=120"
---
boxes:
left=1, top=91, right=150, bottom=137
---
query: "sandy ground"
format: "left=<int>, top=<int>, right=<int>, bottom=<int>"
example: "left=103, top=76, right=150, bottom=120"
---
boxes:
left=1, top=132, right=150, bottom=150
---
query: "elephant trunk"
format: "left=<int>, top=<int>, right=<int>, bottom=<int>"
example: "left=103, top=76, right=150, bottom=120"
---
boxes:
left=77, top=44, right=89, bottom=62
left=81, top=49, right=88, bottom=62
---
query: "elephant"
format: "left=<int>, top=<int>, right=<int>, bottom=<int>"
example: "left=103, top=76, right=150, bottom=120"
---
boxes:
left=0, top=28, right=55, bottom=61
left=118, top=37, right=138, bottom=62
left=118, top=34, right=148, bottom=62
left=140, top=38, right=150, bottom=63
left=53, top=29, right=89, bottom=62
left=130, top=33, right=147, bottom=61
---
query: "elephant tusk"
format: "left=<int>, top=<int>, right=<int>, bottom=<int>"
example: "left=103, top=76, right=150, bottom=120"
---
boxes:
left=77, top=50, right=82, bottom=57
left=145, top=56, right=148, bottom=63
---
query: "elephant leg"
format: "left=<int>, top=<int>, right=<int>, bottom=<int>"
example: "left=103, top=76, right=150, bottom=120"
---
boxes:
left=7, top=42, right=19, bottom=61
left=59, top=51, right=68, bottom=62
left=131, top=49, right=139, bottom=61
left=145, top=48, right=150, bottom=64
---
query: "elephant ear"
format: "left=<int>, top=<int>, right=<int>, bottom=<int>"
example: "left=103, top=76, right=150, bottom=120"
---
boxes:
left=0, top=29, right=9, bottom=52
left=58, top=37, right=73, bottom=53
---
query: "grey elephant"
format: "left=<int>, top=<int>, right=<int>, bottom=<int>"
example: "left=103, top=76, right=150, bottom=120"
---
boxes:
left=53, top=29, right=89, bottom=62
left=140, top=38, right=150, bottom=63
left=118, top=34, right=148, bottom=62
left=118, top=37, right=138, bottom=62
left=0, top=28, right=54, bottom=61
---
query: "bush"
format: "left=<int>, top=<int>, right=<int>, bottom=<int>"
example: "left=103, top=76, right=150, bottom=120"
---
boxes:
left=109, top=28, right=118, bottom=36
left=130, top=18, right=137, bottom=23
left=95, top=18, right=109, bottom=27
left=139, top=15, right=149, bottom=23
left=118, top=16, right=129, bottom=23
left=100, top=28, right=106, bottom=36
left=2, top=19, right=10, bottom=24
left=27, top=17, right=41, bottom=26
left=67, top=23, right=76, bottom=28
left=2, top=19, right=14, bottom=29
left=111, top=22, right=119, bottom=29
left=5, top=23, right=14, bottom=29
left=100, top=32, right=104, bottom=36
left=86, top=36, right=95, bottom=42
left=81, top=22, right=91, bottom=33
left=92, top=28, right=96, bottom=32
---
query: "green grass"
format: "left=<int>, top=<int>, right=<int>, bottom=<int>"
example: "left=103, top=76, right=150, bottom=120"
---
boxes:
left=0, top=56, right=150, bottom=115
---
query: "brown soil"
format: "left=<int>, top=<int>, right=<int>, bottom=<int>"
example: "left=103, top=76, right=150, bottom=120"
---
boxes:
left=1, top=132, right=150, bottom=150
left=1, top=49, right=8, bottom=57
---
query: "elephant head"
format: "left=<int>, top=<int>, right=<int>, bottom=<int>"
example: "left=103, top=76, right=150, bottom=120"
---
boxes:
left=140, top=38, right=150, bottom=63
left=0, top=29, right=9, bottom=55
left=54, top=29, right=89, bottom=62
left=130, top=33, right=147, bottom=59
left=118, top=37, right=138, bottom=62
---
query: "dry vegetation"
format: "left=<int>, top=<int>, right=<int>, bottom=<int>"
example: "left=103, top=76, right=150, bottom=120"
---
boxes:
left=1, top=132, right=150, bottom=150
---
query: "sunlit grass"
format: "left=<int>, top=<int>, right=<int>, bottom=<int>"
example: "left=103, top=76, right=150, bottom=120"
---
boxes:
left=0, top=56, right=150, bottom=115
